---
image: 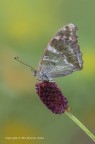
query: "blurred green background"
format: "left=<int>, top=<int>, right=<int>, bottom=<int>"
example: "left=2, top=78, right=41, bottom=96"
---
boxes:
left=0, top=0, right=95, bottom=144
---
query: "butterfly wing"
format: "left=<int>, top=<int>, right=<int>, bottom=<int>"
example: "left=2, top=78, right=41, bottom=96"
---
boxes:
left=38, top=23, right=83, bottom=80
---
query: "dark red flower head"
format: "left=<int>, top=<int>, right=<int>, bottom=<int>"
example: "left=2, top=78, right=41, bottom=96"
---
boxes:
left=36, top=81, right=68, bottom=114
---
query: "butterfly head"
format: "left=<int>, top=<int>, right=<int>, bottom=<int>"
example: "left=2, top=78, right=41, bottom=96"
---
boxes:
left=34, top=71, right=51, bottom=81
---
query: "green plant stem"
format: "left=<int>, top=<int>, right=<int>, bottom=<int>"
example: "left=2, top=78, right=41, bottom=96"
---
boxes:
left=65, top=111, right=95, bottom=142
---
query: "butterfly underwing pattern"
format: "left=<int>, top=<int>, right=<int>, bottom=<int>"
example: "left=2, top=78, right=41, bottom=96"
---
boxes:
left=36, top=23, right=83, bottom=81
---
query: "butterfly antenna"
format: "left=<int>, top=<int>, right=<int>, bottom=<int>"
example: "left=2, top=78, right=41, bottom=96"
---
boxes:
left=14, top=57, right=35, bottom=72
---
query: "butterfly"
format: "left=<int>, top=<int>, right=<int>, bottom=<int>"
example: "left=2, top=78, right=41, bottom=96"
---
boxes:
left=36, top=23, right=83, bottom=81
left=15, top=23, right=83, bottom=114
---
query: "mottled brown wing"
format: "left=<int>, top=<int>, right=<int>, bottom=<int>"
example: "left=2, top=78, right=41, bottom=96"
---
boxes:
left=38, top=23, right=83, bottom=80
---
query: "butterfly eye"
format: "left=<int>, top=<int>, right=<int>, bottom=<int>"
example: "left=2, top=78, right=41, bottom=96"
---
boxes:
left=33, top=70, right=37, bottom=76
